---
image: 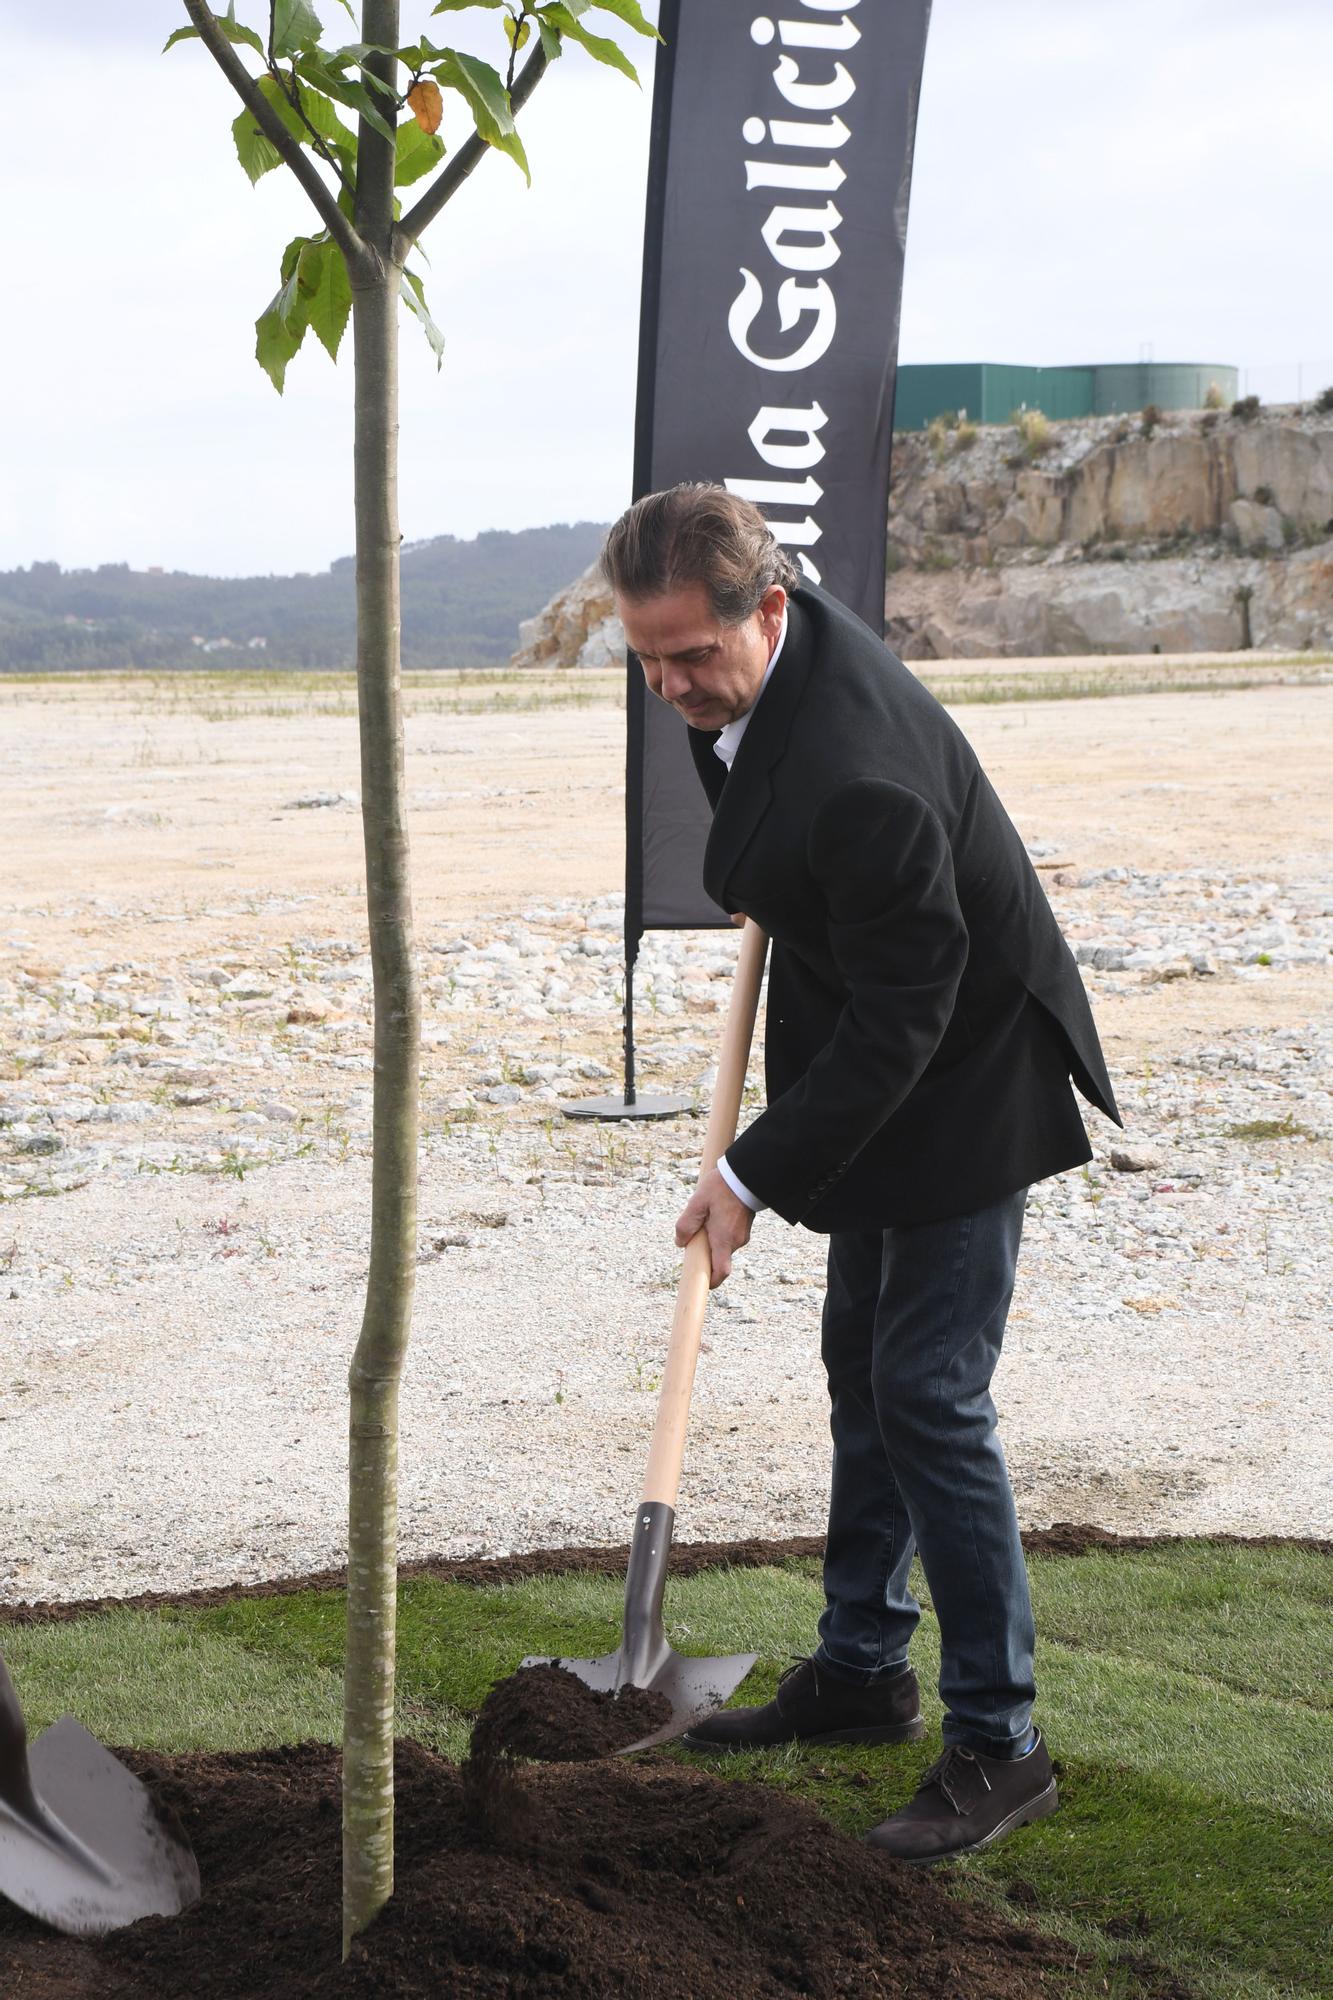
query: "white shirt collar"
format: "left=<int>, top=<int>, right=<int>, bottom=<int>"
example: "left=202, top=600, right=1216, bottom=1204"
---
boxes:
left=713, top=605, right=789, bottom=770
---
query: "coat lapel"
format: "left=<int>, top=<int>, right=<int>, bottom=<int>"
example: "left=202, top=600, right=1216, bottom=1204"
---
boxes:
left=702, top=595, right=814, bottom=908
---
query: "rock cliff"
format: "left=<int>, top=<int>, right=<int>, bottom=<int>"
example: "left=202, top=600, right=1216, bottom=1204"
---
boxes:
left=510, top=405, right=1333, bottom=667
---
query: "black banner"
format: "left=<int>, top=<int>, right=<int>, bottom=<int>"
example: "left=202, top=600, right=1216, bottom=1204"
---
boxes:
left=625, top=0, right=933, bottom=939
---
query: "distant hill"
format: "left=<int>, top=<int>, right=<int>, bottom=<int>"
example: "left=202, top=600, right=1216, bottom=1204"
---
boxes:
left=0, top=522, right=609, bottom=672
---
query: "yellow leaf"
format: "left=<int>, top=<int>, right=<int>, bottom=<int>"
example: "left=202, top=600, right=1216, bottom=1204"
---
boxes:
left=407, top=79, right=443, bottom=135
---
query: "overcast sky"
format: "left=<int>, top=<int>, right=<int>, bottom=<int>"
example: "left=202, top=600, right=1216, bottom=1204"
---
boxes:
left=2, top=0, right=1330, bottom=577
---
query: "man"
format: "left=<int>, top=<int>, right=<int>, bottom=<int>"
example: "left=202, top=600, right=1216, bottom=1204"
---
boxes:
left=602, top=483, right=1120, bottom=1863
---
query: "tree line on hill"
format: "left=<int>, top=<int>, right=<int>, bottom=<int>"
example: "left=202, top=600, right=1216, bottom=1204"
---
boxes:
left=0, top=522, right=608, bottom=672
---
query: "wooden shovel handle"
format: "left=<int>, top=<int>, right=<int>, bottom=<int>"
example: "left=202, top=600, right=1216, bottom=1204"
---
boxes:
left=640, top=919, right=769, bottom=1509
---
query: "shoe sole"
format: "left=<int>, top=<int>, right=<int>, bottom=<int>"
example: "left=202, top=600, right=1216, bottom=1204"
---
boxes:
left=888, top=1780, right=1060, bottom=1866
left=682, top=1715, right=926, bottom=1753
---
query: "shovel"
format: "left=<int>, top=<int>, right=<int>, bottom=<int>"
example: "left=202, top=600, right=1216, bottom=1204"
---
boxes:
left=524, top=919, right=770, bottom=1752
left=0, top=1646, right=200, bottom=1937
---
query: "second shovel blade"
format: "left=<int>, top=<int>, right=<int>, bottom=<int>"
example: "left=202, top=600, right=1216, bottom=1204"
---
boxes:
left=0, top=1716, right=200, bottom=1938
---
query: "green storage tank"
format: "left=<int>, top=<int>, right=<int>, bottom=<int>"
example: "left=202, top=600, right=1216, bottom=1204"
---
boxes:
left=894, top=362, right=1238, bottom=431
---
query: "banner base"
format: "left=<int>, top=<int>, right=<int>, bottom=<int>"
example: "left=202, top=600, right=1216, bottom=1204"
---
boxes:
left=560, top=1093, right=692, bottom=1123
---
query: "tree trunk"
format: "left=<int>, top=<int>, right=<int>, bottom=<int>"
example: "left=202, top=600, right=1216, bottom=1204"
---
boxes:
left=343, top=0, right=415, bottom=1958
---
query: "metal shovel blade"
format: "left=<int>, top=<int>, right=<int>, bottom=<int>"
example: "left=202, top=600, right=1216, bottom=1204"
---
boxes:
left=521, top=1502, right=757, bottom=1754
left=0, top=1655, right=200, bottom=1938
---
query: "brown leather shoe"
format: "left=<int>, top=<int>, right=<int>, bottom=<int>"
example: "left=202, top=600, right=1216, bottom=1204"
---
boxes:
left=682, top=1656, right=925, bottom=1752
left=865, top=1730, right=1058, bottom=1862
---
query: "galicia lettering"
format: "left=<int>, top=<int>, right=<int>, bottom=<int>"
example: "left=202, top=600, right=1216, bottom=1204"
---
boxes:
left=724, top=2, right=862, bottom=582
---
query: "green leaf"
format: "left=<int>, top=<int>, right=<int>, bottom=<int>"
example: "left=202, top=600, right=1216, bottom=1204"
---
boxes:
left=401, top=270, right=445, bottom=369
left=325, top=44, right=401, bottom=100
left=264, top=69, right=358, bottom=164
left=395, top=119, right=446, bottom=187
left=538, top=4, right=640, bottom=80
left=535, top=17, right=563, bottom=60
left=279, top=234, right=311, bottom=286
left=503, top=15, right=531, bottom=52
left=255, top=265, right=309, bottom=394
left=295, top=54, right=397, bottom=144
left=231, top=71, right=357, bottom=184
left=162, top=8, right=266, bottom=57
left=586, top=0, right=660, bottom=37
left=231, top=102, right=283, bottom=184
left=536, top=2, right=640, bottom=80
left=296, top=238, right=352, bottom=362
left=430, top=1, right=505, bottom=12
left=428, top=48, right=530, bottom=182
left=272, top=0, right=323, bottom=59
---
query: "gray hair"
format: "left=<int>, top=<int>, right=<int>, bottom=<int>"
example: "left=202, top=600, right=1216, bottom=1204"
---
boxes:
left=600, top=483, right=799, bottom=624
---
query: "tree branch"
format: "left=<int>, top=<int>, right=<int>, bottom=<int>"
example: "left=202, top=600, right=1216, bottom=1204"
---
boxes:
left=182, top=0, right=368, bottom=275
left=505, top=9, right=531, bottom=95
left=274, top=62, right=355, bottom=199
left=393, top=40, right=550, bottom=261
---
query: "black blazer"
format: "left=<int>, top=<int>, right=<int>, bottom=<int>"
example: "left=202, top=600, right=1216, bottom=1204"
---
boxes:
left=687, top=586, right=1121, bottom=1231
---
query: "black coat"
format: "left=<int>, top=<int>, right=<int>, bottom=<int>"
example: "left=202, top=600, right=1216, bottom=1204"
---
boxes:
left=687, top=586, right=1121, bottom=1231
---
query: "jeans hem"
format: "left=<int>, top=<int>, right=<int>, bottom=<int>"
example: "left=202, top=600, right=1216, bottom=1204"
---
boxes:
left=943, top=1722, right=1036, bottom=1762
left=812, top=1648, right=912, bottom=1688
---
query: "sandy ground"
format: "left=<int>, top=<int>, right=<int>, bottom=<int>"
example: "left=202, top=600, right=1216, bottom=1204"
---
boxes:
left=6, top=666, right=1330, bottom=1059
left=0, top=664, right=1330, bottom=1599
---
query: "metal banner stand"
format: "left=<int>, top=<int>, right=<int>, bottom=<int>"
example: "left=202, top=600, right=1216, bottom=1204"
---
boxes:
left=560, top=941, right=692, bottom=1121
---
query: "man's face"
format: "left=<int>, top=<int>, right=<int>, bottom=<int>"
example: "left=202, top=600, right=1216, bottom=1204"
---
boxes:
left=617, top=581, right=786, bottom=731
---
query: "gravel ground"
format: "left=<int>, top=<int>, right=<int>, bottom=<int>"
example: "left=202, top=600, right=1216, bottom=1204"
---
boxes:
left=2, top=853, right=1330, bottom=1605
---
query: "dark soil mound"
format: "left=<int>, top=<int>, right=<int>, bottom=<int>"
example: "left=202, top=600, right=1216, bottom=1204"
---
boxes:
left=0, top=1742, right=1073, bottom=1998
left=470, top=1665, right=672, bottom=1764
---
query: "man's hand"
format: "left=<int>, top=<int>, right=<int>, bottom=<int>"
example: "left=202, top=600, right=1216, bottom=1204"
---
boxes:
left=675, top=1165, right=754, bottom=1288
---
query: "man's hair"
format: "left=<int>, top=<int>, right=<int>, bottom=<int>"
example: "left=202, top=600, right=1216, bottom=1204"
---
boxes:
left=600, top=483, right=799, bottom=624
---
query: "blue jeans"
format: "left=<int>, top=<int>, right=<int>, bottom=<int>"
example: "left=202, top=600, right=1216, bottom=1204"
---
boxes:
left=813, top=1189, right=1036, bottom=1759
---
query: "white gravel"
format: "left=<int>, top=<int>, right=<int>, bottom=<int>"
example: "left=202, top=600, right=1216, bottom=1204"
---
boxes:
left=1, top=869, right=1330, bottom=1606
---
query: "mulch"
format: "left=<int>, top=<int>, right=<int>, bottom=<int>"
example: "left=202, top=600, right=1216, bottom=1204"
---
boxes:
left=0, top=1736, right=1081, bottom=1999
left=468, top=1664, right=673, bottom=1765
left=2, top=1523, right=1326, bottom=1628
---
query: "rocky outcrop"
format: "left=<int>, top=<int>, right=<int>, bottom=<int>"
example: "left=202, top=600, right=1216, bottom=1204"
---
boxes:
left=888, top=407, right=1333, bottom=562
left=885, top=546, right=1333, bottom=660
left=886, top=404, right=1333, bottom=657
left=511, top=407, right=1333, bottom=665
left=511, top=562, right=622, bottom=673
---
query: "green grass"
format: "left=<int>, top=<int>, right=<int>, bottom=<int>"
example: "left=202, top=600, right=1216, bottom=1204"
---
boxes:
left=4, top=1543, right=1329, bottom=1999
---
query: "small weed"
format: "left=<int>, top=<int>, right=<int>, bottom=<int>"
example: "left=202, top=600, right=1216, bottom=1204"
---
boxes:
left=219, top=1150, right=247, bottom=1181
left=1012, top=408, right=1052, bottom=459
left=1139, top=402, right=1163, bottom=437
left=1204, top=379, right=1227, bottom=410
left=1225, top=1113, right=1317, bottom=1142
left=1313, top=384, right=1333, bottom=415
left=629, top=1355, right=661, bottom=1395
left=920, top=542, right=957, bottom=572
left=1231, top=394, right=1261, bottom=423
